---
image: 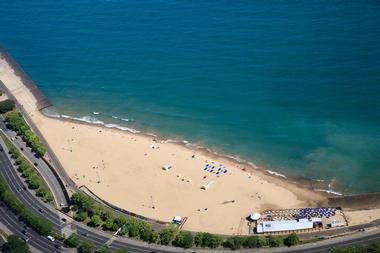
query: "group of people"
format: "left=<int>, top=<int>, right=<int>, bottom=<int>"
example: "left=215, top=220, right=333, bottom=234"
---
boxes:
left=203, top=162, right=228, bottom=176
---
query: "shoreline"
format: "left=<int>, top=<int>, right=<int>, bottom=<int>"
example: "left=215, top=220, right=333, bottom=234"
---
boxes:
left=42, top=106, right=334, bottom=201
left=2, top=46, right=380, bottom=235
left=0, top=45, right=359, bottom=198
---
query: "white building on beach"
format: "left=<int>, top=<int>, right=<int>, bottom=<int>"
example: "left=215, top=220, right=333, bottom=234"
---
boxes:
left=256, top=219, right=314, bottom=233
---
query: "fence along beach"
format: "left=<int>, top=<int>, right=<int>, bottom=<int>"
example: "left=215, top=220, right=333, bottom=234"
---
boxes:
left=1, top=47, right=380, bottom=235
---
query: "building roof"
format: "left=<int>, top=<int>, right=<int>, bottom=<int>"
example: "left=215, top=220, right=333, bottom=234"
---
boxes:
left=257, top=219, right=313, bottom=233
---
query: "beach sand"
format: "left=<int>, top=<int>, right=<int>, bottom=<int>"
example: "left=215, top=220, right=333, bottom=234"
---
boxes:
left=345, top=208, right=380, bottom=226
left=1, top=55, right=374, bottom=234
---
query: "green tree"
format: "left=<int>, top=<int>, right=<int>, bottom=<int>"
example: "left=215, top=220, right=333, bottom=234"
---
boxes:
left=267, top=235, right=283, bottom=247
left=194, top=233, right=203, bottom=247
left=114, top=249, right=129, bottom=253
left=71, top=192, right=86, bottom=206
left=75, top=211, right=88, bottom=222
left=223, top=236, right=245, bottom=250
left=90, top=214, right=102, bottom=227
left=100, top=208, right=112, bottom=221
left=26, top=175, right=41, bottom=189
left=138, top=221, right=154, bottom=242
left=173, top=231, right=193, bottom=249
left=257, top=236, right=269, bottom=247
left=4, top=111, right=46, bottom=157
left=0, top=99, right=15, bottom=113
left=125, top=218, right=140, bottom=237
left=64, top=233, right=81, bottom=248
left=149, top=230, right=159, bottom=244
left=244, top=236, right=259, bottom=248
left=2, top=235, right=29, bottom=253
left=159, top=226, right=177, bottom=245
left=104, top=217, right=115, bottom=230
left=78, top=240, right=95, bottom=253
left=284, top=233, right=300, bottom=247
left=370, top=241, right=380, bottom=252
left=96, top=245, right=112, bottom=253
left=114, top=215, right=127, bottom=227
left=194, top=232, right=223, bottom=248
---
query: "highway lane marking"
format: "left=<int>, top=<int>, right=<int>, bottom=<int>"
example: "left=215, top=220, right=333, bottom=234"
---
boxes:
left=0, top=149, right=62, bottom=227
left=0, top=205, right=57, bottom=252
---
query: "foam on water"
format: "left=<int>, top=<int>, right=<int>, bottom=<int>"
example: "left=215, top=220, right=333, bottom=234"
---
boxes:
left=42, top=109, right=140, bottom=134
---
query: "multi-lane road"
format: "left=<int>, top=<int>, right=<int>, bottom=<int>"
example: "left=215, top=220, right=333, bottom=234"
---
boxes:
left=0, top=117, right=69, bottom=208
left=0, top=139, right=183, bottom=253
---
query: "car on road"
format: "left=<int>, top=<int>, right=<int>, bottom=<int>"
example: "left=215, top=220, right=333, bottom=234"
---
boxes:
left=21, top=235, right=30, bottom=242
left=47, top=235, right=55, bottom=242
left=79, top=231, right=88, bottom=237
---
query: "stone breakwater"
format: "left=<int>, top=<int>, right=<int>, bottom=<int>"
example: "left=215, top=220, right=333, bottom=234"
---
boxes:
left=0, top=46, right=51, bottom=110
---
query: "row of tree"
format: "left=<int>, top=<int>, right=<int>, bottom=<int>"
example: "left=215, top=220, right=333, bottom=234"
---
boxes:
left=0, top=132, right=53, bottom=202
left=330, top=240, right=380, bottom=253
left=1, top=235, right=30, bottom=253
left=70, top=192, right=300, bottom=250
left=4, top=111, right=46, bottom=157
left=0, top=175, right=53, bottom=235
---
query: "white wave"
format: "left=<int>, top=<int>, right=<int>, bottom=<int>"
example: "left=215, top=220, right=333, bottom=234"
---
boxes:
left=248, top=162, right=259, bottom=169
left=314, top=189, right=343, bottom=196
left=121, top=118, right=130, bottom=122
left=93, top=112, right=100, bottom=115
left=73, top=115, right=105, bottom=125
left=112, top=115, right=119, bottom=119
left=42, top=108, right=61, bottom=118
left=266, top=170, right=287, bottom=178
left=104, top=124, right=140, bottom=134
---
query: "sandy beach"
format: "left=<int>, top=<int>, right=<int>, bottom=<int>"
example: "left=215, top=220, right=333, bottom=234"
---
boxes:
left=1, top=54, right=378, bottom=235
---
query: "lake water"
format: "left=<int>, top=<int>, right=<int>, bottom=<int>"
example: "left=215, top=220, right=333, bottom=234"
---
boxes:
left=1, top=0, right=380, bottom=194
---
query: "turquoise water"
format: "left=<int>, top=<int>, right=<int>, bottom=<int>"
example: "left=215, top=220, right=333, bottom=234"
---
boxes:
left=1, top=1, right=380, bottom=194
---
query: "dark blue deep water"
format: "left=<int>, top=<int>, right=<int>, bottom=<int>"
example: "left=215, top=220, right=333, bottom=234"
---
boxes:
left=1, top=0, right=380, bottom=193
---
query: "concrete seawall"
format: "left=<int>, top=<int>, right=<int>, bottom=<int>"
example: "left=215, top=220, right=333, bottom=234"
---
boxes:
left=329, top=192, right=380, bottom=210
left=0, top=46, right=51, bottom=110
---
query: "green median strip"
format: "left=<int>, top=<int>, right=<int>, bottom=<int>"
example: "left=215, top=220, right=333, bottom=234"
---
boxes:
left=0, top=131, right=53, bottom=203
left=4, top=111, right=46, bottom=157
left=0, top=174, right=53, bottom=235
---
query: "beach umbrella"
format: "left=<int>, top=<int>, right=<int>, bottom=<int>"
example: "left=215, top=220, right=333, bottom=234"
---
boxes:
left=249, top=212, right=261, bottom=221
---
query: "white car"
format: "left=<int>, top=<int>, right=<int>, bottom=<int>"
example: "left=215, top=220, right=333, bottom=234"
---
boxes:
left=47, top=235, right=55, bottom=242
